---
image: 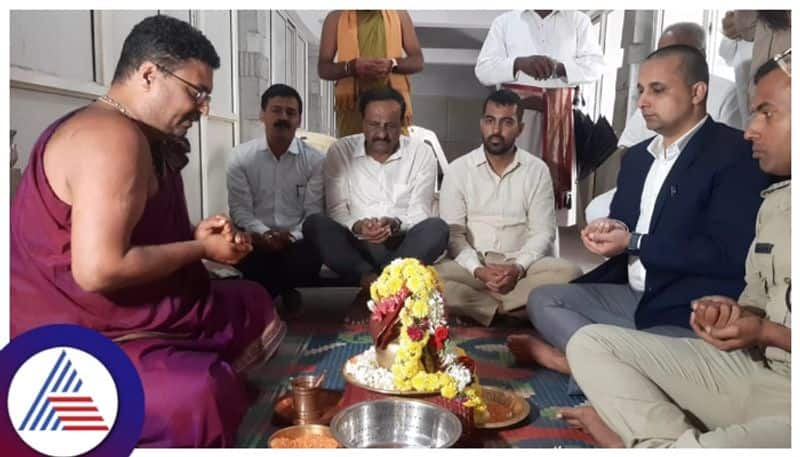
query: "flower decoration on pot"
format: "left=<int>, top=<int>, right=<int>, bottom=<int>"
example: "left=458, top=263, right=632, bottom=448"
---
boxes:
left=366, top=258, right=488, bottom=423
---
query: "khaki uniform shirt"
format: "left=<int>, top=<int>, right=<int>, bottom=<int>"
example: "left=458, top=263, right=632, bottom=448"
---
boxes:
left=738, top=180, right=791, bottom=371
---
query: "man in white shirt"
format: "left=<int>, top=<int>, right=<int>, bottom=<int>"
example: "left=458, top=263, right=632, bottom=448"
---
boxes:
left=588, top=22, right=744, bottom=223
left=475, top=10, right=604, bottom=211
left=227, top=84, right=324, bottom=307
left=303, top=87, right=448, bottom=308
left=437, top=89, right=582, bottom=326
left=508, top=45, right=769, bottom=377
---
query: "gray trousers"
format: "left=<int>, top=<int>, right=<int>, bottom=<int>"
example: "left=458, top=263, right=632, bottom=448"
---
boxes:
left=302, top=214, right=449, bottom=283
left=526, top=283, right=695, bottom=352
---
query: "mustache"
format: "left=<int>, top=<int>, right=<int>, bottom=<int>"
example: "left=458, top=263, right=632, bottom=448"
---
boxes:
left=273, top=120, right=292, bottom=128
left=182, top=111, right=201, bottom=123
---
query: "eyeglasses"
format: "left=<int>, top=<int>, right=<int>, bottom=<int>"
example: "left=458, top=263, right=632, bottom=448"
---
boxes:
left=772, top=48, right=791, bottom=78
left=156, top=64, right=211, bottom=110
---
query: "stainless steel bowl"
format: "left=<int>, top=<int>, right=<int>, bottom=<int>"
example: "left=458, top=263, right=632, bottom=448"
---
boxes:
left=330, top=399, right=462, bottom=448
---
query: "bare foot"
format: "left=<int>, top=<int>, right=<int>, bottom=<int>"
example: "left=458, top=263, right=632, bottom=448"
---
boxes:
left=559, top=406, right=624, bottom=448
left=344, top=287, right=372, bottom=325
left=506, top=334, right=571, bottom=374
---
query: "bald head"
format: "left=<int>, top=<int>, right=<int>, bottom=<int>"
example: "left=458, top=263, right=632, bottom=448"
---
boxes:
left=658, top=22, right=706, bottom=54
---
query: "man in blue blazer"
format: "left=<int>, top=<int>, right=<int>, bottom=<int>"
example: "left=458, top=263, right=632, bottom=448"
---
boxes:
left=507, top=45, right=770, bottom=375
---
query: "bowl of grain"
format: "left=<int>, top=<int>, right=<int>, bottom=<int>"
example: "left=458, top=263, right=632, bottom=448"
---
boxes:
left=268, top=424, right=340, bottom=448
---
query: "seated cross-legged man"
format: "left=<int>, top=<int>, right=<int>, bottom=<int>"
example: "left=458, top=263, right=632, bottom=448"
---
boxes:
left=10, top=15, right=285, bottom=447
left=303, top=87, right=448, bottom=318
left=227, top=84, right=324, bottom=313
left=507, top=45, right=770, bottom=375
left=562, top=55, right=791, bottom=448
left=436, top=89, right=582, bottom=326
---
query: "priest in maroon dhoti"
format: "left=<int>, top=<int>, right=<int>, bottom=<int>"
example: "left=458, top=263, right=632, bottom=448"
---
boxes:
left=10, top=15, right=285, bottom=447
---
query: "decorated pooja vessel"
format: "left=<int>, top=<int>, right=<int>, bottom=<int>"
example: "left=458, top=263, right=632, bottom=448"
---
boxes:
left=342, top=258, right=488, bottom=431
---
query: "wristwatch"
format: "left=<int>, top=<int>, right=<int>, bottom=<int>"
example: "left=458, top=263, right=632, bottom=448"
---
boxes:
left=628, top=232, right=643, bottom=255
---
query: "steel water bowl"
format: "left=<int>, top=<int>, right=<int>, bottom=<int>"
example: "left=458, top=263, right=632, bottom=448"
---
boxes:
left=330, top=399, right=462, bottom=448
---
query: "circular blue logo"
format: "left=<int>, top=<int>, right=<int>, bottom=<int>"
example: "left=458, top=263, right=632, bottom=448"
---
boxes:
left=1, top=325, right=144, bottom=456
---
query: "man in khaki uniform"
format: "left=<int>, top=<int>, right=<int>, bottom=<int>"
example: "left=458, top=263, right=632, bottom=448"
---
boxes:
left=436, top=89, right=582, bottom=326
left=559, top=55, right=791, bottom=448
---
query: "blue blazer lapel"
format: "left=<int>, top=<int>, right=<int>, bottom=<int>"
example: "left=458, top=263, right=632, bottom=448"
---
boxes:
left=648, top=118, right=713, bottom=232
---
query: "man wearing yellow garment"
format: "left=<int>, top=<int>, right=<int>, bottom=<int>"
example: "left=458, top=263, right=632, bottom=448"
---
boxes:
left=319, top=10, right=424, bottom=137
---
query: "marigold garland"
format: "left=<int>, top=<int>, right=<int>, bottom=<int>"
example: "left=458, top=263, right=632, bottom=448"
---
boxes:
left=368, top=258, right=489, bottom=423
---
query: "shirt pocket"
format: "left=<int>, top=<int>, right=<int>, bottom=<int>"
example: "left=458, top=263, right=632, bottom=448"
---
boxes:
left=283, top=177, right=306, bottom=209
left=392, top=183, right=412, bottom=209
left=496, top=214, right=528, bottom=253
left=752, top=250, right=776, bottom=294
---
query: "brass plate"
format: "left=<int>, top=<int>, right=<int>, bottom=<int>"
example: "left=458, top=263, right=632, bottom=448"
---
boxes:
left=272, top=388, right=343, bottom=426
left=342, top=355, right=439, bottom=396
left=477, top=386, right=531, bottom=429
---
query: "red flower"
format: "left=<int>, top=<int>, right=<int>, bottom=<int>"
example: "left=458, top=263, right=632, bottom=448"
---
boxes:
left=457, top=355, right=476, bottom=374
left=407, top=326, right=424, bottom=342
left=399, top=286, right=411, bottom=301
left=433, top=326, right=449, bottom=350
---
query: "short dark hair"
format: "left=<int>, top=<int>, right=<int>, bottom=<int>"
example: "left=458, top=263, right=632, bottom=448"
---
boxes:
left=645, top=44, right=709, bottom=87
left=757, top=10, right=791, bottom=30
left=261, top=84, right=303, bottom=113
left=358, top=87, right=406, bottom=120
left=483, top=89, right=524, bottom=121
left=112, top=15, right=220, bottom=84
left=753, top=58, right=782, bottom=85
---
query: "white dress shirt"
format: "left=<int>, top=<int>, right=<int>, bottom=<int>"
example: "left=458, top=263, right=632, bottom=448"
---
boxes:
left=618, top=76, right=740, bottom=148
left=719, top=37, right=753, bottom=132
left=439, top=146, right=555, bottom=274
left=628, top=116, right=708, bottom=291
left=475, top=10, right=605, bottom=88
left=324, top=134, right=436, bottom=232
left=226, top=136, right=324, bottom=240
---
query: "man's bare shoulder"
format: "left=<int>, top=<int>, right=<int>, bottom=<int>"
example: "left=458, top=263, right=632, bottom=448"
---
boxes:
left=44, top=107, right=153, bottom=203
left=49, top=107, right=149, bottom=167
left=323, top=10, right=343, bottom=24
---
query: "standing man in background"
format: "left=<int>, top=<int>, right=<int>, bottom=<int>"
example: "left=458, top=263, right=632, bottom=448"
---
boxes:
left=318, top=10, right=424, bottom=137
left=475, top=10, right=604, bottom=212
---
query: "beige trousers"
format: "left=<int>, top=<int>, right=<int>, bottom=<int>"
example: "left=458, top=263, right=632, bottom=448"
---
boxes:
left=567, top=324, right=790, bottom=448
left=436, top=256, right=583, bottom=326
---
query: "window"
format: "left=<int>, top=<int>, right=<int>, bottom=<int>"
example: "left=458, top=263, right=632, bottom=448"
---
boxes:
left=598, top=10, right=624, bottom=124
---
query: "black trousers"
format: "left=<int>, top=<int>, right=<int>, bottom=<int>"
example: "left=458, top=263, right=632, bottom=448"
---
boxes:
left=235, top=238, right=322, bottom=296
left=302, top=214, right=449, bottom=283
